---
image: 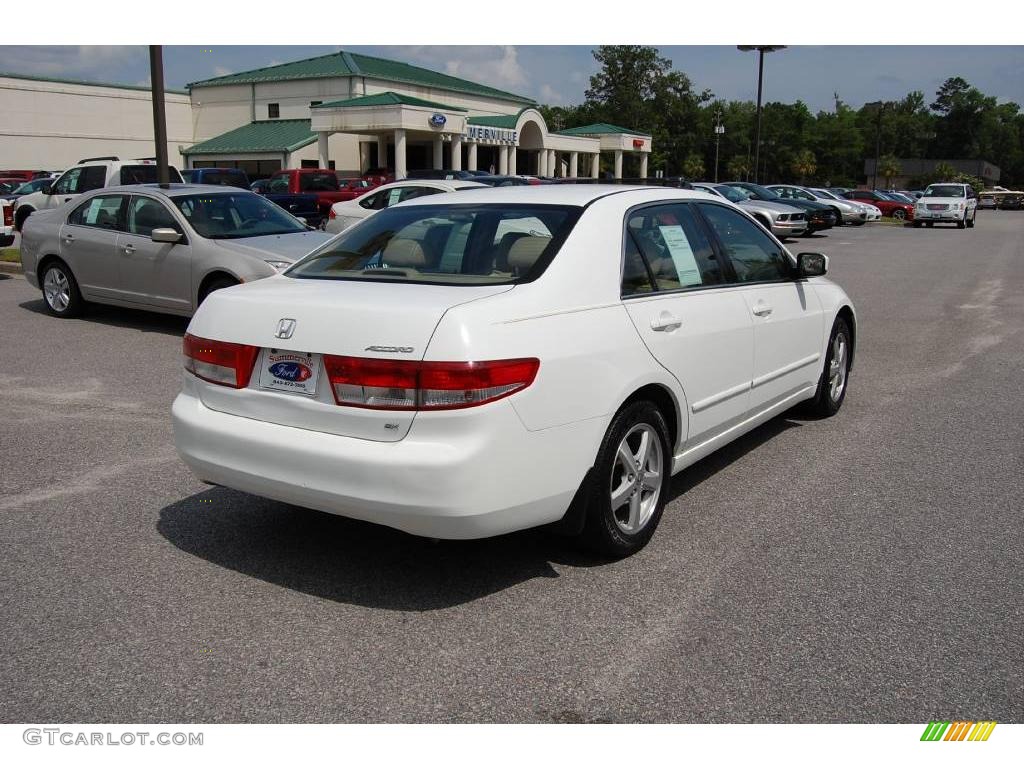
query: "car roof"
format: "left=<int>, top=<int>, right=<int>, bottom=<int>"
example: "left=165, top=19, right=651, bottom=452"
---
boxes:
left=413, top=184, right=720, bottom=207
left=91, top=183, right=256, bottom=198
left=372, top=179, right=486, bottom=192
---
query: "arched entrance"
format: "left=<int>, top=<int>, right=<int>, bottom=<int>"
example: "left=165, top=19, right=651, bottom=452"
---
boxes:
left=517, top=117, right=545, bottom=175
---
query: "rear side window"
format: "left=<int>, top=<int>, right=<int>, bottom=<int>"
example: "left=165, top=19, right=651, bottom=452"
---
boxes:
left=79, top=166, right=107, bottom=192
left=299, top=172, right=340, bottom=192
left=288, top=204, right=581, bottom=286
left=625, top=204, right=722, bottom=291
left=697, top=203, right=791, bottom=283
left=68, top=194, right=126, bottom=230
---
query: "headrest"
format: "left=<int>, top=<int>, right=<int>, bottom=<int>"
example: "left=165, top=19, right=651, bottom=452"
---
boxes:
left=382, top=238, right=426, bottom=267
left=507, top=236, right=550, bottom=273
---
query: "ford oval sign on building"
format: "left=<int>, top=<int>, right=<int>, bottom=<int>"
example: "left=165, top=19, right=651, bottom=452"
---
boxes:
left=429, top=113, right=447, bottom=128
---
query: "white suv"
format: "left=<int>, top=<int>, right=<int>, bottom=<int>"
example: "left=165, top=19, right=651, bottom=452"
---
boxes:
left=913, top=183, right=978, bottom=229
left=14, top=157, right=183, bottom=231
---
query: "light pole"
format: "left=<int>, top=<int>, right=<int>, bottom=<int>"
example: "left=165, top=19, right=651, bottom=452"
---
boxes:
left=738, top=45, right=786, bottom=183
left=148, top=46, right=169, bottom=186
left=866, top=101, right=886, bottom=190
left=713, top=107, right=725, bottom=183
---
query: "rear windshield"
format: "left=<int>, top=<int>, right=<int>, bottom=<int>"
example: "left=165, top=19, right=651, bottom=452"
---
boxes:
left=287, top=204, right=581, bottom=286
left=298, top=172, right=340, bottom=192
left=119, top=165, right=184, bottom=184
left=199, top=171, right=249, bottom=188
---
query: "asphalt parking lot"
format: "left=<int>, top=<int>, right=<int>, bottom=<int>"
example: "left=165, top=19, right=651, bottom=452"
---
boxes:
left=1, top=213, right=1021, bottom=724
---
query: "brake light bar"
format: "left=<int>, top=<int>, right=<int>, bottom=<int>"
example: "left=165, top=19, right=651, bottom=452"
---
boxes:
left=183, top=333, right=259, bottom=389
left=323, top=356, right=540, bottom=410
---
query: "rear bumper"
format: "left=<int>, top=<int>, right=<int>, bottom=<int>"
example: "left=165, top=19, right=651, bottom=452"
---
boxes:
left=171, top=379, right=603, bottom=539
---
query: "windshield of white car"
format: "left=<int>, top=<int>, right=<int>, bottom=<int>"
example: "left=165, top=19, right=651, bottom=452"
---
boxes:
left=287, top=204, right=581, bottom=286
left=924, top=185, right=966, bottom=198
left=171, top=192, right=307, bottom=239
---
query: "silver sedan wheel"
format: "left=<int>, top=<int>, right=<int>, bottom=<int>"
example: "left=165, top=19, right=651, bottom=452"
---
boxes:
left=829, top=333, right=849, bottom=402
left=609, top=423, right=663, bottom=535
left=43, top=267, right=71, bottom=312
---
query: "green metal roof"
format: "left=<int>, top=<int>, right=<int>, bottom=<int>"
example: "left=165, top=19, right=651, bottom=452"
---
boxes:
left=313, top=91, right=466, bottom=112
left=187, top=50, right=535, bottom=105
left=183, top=119, right=316, bottom=156
left=467, top=114, right=519, bottom=129
left=557, top=122, right=651, bottom=137
left=0, top=71, right=189, bottom=95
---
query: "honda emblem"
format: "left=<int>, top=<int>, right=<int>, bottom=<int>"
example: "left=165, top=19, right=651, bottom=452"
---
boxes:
left=275, top=318, right=296, bottom=339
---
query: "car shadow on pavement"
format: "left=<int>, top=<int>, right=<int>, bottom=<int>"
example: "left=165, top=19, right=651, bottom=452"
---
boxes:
left=157, top=414, right=804, bottom=611
left=19, top=298, right=189, bottom=336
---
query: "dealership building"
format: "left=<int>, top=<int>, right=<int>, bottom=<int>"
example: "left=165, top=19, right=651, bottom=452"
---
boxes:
left=0, top=50, right=652, bottom=180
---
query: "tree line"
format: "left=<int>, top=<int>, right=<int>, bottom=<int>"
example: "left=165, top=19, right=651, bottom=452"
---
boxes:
left=539, top=46, right=1024, bottom=188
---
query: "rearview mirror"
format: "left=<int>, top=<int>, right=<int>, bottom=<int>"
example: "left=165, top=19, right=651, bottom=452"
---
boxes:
left=41, top=183, right=53, bottom=195
left=151, top=228, right=181, bottom=244
left=797, top=252, right=828, bottom=277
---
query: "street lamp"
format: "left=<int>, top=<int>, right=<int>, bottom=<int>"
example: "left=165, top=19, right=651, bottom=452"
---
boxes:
left=713, top=107, right=725, bottom=182
left=737, top=45, right=786, bottom=183
left=865, top=100, right=887, bottom=190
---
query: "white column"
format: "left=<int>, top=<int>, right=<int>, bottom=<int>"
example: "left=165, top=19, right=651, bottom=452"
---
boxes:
left=498, top=146, right=509, bottom=175
left=591, top=153, right=600, bottom=178
left=508, top=146, right=517, bottom=175
left=433, top=137, right=444, bottom=170
left=377, top=135, right=388, bottom=170
left=537, top=149, right=547, bottom=176
left=613, top=150, right=623, bottom=179
left=317, top=132, right=330, bottom=169
left=569, top=152, right=578, bottom=178
left=467, top=142, right=478, bottom=171
left=394, top=128, right=407, bottom=180
left=358, top=141, right=371, bottom=173
left=547, top=149, right=556, bottom=177
left=450, top=135, right=462, bottom=171
left=639, top=153, right=648, bottom=179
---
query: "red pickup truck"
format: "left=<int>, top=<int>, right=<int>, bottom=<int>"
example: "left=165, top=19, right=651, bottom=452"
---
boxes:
left=265, top=169, right=370, bottom=217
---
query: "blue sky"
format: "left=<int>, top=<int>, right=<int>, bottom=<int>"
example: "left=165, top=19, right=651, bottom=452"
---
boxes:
left=1, top=45, right=1021, bottom=112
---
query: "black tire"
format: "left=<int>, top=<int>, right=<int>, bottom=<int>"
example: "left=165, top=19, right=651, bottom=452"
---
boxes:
left=576, top=400, right=671, bottom=558
left=966, top=211, right=976, bottom=228
left=912, top=221, right=922, bottom=228
left=957, top=215, right=966, bottom=229
left=831, top=208, right=844, bottom=226
left=39, top=259, right=84, bottom=318
left=892, top=209, right=907, bottom=221
left=198, top=276, right=238, bottom=305
left=926, top=222, right=934, bottom=228
left=805, top=317, right=852, bottom=418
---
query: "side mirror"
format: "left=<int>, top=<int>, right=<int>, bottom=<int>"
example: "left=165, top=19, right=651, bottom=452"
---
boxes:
left=797, top=252, right=828, bottom=277
left=41, top=183, right=53, bottom=195
left=151, top=228, right=181, bottom=244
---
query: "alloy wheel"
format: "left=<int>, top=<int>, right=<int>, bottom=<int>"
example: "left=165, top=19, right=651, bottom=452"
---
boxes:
left=609, top=423, right=663, bottom=535
left=43, top=267, right=71, bottom=312
left=829, top=333, right=849, bottom=402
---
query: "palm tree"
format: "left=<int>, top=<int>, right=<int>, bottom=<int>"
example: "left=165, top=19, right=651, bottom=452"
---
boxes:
left=933, top=162, right=957, bottom=182
left=726, top=155, right=751, bottom=181
left=878, top=154, right=902, bottom=189
left=682, top=153, right=705, bottom=180
left=791, top=149, right=817, bottom=185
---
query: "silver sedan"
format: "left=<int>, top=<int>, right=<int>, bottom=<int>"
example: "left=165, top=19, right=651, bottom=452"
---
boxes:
left=19, top=184, right=333, bottom=318
left=768, top=184, right=868, bottom=226
left=692, top=183, right=808, bottom=238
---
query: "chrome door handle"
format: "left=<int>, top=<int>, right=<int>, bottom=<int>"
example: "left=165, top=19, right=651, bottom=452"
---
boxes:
left=123, top=244, right=135, bottom=254
left=752, top=302, right=773, bottom=317
left=62, top=235, right=73, bottom=244
left=651, top=312, right=682, bottom=332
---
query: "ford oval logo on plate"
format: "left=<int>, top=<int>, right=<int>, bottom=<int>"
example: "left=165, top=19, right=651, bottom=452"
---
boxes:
left=269, top=361, right=312, bottom=382
left=429, top=113, right=447, bottom=127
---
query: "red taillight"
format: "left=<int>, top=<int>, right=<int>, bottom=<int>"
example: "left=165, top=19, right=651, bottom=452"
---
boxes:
left=183, top=333, right=259, bottom=389
left=2, top=204, right=12, bottom=228
left=328, top=207, right=336, bottom=219
left=323, top=356, right=539, bottom=410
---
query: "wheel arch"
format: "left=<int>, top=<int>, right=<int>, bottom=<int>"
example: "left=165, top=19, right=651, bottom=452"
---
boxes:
left=14, top=205, right=35, bottom=231
left=196, top=269, right=242, bottom=306
left=619, top=382, right=684, bottom=455
left=36, top=253, right=68, bottom=284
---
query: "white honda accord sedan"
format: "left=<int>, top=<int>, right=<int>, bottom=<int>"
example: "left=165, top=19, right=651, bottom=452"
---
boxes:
left=173, top=185, right=856, bottom=557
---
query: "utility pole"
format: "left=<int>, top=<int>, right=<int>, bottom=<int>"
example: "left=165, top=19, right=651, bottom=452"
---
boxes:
left=737, top=46, right=786, bottom=184
left=866, top=101, right=885, bottom=191
left=713, top=107, right=725, bottom=183
left=149, top=45, right=170, bottom=185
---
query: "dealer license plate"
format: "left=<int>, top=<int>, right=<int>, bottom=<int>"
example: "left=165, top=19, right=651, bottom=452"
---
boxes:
left=257, top=349, right=321, bottom=396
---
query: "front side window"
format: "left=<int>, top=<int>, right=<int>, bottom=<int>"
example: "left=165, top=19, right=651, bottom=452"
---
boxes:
left=625, top=203, right=722, bottom=291
left=288, top=204, right=580, bottom=286
left=127, top=196, right=180, bottom=237
left=698, top=203, right=791, bottom=283
left=172, top=192, right=305, bottom=239
left=52, top=168, right=83, bottom=195
left=68, top=194, right=126, bottom=230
